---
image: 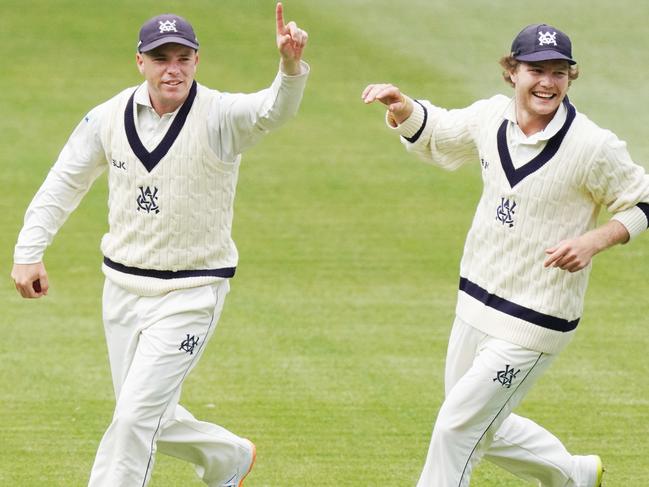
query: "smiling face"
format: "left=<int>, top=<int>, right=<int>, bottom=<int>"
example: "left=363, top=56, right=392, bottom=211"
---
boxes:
left=136, top=43, right=198, bottom=115
left=510, top=60, right=570, bottom=135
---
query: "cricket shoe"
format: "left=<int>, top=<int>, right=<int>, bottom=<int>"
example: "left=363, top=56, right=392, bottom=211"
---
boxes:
left=583, top=454, right=604, bottom=487
left=221, top=439, right=256, bottom=487
left=593, top=454, right=604, bottom=487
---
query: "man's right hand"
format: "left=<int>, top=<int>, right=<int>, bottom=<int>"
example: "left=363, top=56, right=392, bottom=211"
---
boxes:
left=361, top=83, right=414, bottom=125
left=12, top=262, right=49, bottom=298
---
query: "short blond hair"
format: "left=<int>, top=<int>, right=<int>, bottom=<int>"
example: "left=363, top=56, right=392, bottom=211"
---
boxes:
left=499, top=55, right=579, bottom=87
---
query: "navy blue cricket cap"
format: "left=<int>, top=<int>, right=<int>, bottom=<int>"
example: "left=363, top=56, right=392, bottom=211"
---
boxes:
left=511, top=23, right=576, bottom=65
left=137, top=14, right=199, bottom=53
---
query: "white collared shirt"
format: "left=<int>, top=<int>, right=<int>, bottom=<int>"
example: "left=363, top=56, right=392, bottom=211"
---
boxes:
left=132, top=83, right=178, bottom=151
left=503, top=99, right=568, bottom=169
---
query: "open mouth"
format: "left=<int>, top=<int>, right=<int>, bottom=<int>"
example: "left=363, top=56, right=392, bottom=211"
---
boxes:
left=533, top=92, right=555, bottom=100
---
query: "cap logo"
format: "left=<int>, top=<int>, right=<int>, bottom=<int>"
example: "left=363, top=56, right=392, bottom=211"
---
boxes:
left=158, top=20, right=178, bottom=33
left=538, top=31, right=557, bottom=47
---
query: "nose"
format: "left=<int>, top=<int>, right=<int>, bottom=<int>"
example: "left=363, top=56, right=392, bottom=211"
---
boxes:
left=165, top=61, right=181, bottom=74
left=539, top=72, right=554, bottom=87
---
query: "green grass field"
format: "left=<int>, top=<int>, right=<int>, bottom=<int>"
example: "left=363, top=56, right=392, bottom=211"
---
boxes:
left=2, top=1, right=649, bottom=485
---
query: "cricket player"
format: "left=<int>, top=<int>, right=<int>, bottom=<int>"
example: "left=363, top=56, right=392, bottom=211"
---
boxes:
left=12, top=4, right=308, bottom=486
left=363, top=23, right=649, bottom=486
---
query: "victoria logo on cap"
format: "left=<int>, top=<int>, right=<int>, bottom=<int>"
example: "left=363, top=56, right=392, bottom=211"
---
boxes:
left=158, top=20, right=178, bottom=33
left=538, top=31, right=557, bottom=47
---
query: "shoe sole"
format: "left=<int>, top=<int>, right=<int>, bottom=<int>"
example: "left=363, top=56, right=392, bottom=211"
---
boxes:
left=239, top=439, right=256, bottom=487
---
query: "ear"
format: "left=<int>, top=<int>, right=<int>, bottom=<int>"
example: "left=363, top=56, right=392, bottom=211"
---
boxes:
left=509, top=65, right=519, bottom=85
left=136, top=53, right=145, bottom=75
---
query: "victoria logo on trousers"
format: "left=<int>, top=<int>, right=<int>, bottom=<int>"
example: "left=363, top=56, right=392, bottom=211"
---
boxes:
left=493, top=364, right=521, bottom=388
left=179, top=334, right=200, bottom=355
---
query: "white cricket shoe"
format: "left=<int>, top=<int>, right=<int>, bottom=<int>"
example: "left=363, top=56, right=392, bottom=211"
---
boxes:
left=584, top=454, right=604, bottom=487
left=593, top=454, right=604, bottom=487
left=221, top=439, right=256, bottom=487
left=575, top=454, right=604, bottom=487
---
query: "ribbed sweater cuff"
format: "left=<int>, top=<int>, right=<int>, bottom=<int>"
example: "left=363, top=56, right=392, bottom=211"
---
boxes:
left=612, top=206, right=649, bottom=241
left=385, top=97, right=426, bottom=139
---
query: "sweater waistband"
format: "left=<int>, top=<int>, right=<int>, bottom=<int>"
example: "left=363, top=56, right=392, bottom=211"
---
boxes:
left=103, top=257, right=236, bottom=280
left=459, top=277, right=579, bottom=332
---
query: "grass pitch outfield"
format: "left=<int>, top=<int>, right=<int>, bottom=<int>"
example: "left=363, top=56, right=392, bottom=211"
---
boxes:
left=2, top=0, right=649, bottom=485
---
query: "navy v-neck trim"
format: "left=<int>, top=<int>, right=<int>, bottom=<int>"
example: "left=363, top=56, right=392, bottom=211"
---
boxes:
left=497, top=98, right=576, bottom=188
left=124, top=81, right=197, bottom=173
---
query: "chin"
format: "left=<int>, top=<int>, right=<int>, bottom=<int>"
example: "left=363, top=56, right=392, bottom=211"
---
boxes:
left=534, top=101, right=560, bottom=114
left=164, top=88, right=189, bottom=101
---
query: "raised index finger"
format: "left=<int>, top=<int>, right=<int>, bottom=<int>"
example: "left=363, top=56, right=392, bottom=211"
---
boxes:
left=276, top=2, right=285, bottom=33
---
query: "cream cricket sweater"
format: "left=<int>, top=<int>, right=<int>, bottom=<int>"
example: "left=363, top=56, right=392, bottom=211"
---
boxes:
left=14, top=65, right=309, bottom=296
left=99, top=82, right=240, bottom=294
left=391, top=94, right=649, bottom=354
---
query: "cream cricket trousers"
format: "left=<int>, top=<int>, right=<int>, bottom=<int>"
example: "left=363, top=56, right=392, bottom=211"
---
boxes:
left=88, top=279, right=250, bottom=487
left=416, top=316, right=598, bottom=487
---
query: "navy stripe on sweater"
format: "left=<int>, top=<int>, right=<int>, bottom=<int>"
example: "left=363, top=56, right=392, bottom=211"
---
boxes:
left=104, top=257, right=235, bottom=279
left=459, top=277, right=579, bottom=332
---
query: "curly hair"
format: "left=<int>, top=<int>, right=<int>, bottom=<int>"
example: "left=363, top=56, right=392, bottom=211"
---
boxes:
left=499, top=55, right=579, bottom=87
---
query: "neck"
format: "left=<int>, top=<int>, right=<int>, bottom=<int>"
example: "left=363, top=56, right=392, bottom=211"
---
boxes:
left=515, top=109, right=556, bottom=137
left=150, top=97, right=185, bottom=117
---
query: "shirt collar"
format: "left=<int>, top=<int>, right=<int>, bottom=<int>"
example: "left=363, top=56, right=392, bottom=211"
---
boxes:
left=134, top=81, right=153, bottom=108
left=504, top=97, right=568, bottom=145
left=133, top=82, right=184, bottom=119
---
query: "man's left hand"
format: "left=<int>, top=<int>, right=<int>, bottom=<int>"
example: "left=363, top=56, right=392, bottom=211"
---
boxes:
left=544, top=220, right=629, bottom=273
left=276, top=2, right=308, bottom=75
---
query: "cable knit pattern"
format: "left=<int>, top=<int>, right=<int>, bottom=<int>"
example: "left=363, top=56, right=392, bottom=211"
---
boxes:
left=100, top=85, right=239, bottom=295
left=391, top=94, right=649, bottom=353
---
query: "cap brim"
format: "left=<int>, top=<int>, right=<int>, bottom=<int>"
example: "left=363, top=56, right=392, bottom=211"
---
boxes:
left=139, top=36, right=199, bottom=53
left=515, top=50, right=576, bottom=65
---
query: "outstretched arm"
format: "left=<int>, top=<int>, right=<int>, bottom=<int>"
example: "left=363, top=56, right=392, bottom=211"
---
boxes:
left=361, top=83, right=414, bottom=125
left=544, top=219, right=630, bottom=273
left=276, top=2, right=308, bottom=75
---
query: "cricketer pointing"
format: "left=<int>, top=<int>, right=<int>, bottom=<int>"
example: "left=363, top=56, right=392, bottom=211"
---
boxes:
left=363, top=23, right=649, bottom=486
left=12, top=4, right=308, bottom=486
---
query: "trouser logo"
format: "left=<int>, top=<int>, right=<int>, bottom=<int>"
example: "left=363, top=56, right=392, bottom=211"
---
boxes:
left=493, top=364, right=520, bottom=388
left=179, top=334, right=200, bottom=354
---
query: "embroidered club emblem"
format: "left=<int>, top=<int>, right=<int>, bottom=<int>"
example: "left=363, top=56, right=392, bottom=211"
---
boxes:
left=179, top=334, right=200, bottom=354
left=496, top=197, right=516, bottom=227
left=137, top=186, right=160, bottom=214
left=158, top=20, right=178, bottom=33
left=538, top=31, right=557, bottom=47
left=493, top=364, right=521, bottom=388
